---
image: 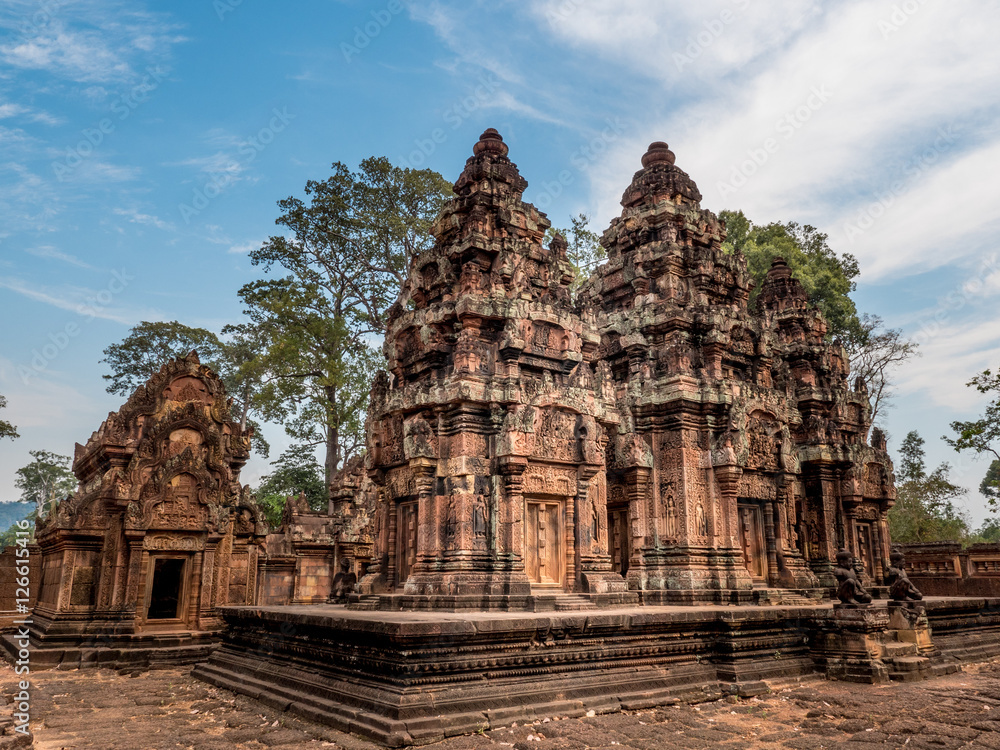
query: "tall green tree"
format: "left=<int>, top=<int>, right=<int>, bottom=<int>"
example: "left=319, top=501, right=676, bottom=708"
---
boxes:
left=0, top=393, right=18, bottom=440
left=720, top=209, right=861, bottom=341
left=16, top=450, right=77, bottom=520
left=946, top=368, right=1000, bottom=508
left=232, top=157, right=452, bottom=481
left=101, top=321, right=269, bottom=456
left=889, top=430, right=970, bottom=543
left=252, top=444, right=327, bottom=528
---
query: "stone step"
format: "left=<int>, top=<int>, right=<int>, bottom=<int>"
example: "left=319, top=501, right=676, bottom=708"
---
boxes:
left=527, top=594, right=599, bottom=612
left=888, top=655, right=930, bottom=682
left=883, top=641, right=919, bottom=658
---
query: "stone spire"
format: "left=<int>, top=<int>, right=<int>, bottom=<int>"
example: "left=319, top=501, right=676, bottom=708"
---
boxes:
left=619, top=141, right=703, bottom=209
left=453, top=128, right=528, bottom=200
left=757, top=257, right=811, bottom=313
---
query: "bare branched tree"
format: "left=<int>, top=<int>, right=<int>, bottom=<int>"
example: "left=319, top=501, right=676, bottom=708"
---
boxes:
left=843, top=313, right=919, bottom=425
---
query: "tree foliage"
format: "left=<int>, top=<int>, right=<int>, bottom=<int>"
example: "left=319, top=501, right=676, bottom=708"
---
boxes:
left=101, top=320, right=269, bottom=456
left=0, top=394, right=17, bottom=441
left=101, top=320, right=224, bottom=396
left=231, top=157, right=452, bottom=481
left=15, top=450, right=76, bottom=520
left=720, top=210, right=917, bottom=424
left=981, top=459, right=1000, bottom=503
left=945, top=368, right=1000, bottom=509
left=970, top=516, right=1000, bottom=544
left=889, top=430, right=970, bottom=543
left=0, top=504, right=32, bottom=551
left=252, top=444, right=327, bottom=528
left=720, top=209, right=862, bottom=341
left=547, top=213, right=607, bottom=297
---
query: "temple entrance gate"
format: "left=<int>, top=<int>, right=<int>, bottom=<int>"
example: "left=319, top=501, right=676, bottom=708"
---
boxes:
left=524, top=498, right=565, bottom=588
left=143, top=554, right=190, bottom=627
left=609, top=507, right=630, bottom=577
left=396, top=500, right=418, bottom=589
left=855, top=522, right=876, bottom=578
left=738, top=502, right=768, bottom=582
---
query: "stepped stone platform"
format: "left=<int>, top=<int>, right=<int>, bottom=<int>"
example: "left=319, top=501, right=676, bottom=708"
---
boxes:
left=191, top=597, right=1000, bottom=747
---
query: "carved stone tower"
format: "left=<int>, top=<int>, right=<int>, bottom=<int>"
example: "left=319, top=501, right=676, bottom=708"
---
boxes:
left=361, top=130, right=632, bottom=608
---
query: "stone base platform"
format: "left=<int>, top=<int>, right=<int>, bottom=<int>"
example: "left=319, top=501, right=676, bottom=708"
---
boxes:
left=192, top=598, right=1000, bottom=746
left=0, top=610, right=220, bottom=671
left=193, top=602, right=827, bottom=746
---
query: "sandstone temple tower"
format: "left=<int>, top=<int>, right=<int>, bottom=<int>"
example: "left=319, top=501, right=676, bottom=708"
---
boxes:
left=358, top=132, right=896, bottom=608
left=580, top=141, right=890, bottom=601
left=361, top=129, right=632, bottom=607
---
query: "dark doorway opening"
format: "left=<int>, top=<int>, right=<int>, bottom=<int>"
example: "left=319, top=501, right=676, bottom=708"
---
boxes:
left=147, top=558, right=185, bottom=619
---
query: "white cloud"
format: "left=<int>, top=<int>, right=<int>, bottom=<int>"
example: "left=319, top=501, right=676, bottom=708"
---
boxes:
left=529, top=0, right=821, bottom=87
left=0, top=275, right=161, bottom=325
left=566, top=1, right=1000, bottom=283
left=227, top=241, right=259, bottom=255
left=25, top=246, right=94, bottom=269
left=112, top=206, right=172, bottom=231
left=0, top=2, right=186, bottom=85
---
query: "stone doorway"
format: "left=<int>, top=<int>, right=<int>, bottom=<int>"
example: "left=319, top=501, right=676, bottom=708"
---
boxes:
left=610, top=508, right=630, bottom=577
left=396, top=500, right=418, bottom=589
left=738, top=502, right=768, bottom=582
left=855, top=522, right=876, bottom=578
left=524, top=498, right=565, bottom=588
left=145, top=556, right=188, bottom=624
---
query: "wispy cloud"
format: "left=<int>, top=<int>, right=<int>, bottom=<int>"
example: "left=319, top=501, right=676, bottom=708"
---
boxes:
left=112, top=206, right=172, bottom=231
left=0, top=2, right=186, bottom=86
left=0, top=275, right=159, bottom=325
left=25, top=246, right=93, bottom=269
left=227, top=241, right=259, bottom=255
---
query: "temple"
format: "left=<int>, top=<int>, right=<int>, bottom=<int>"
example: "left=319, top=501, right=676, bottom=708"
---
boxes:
left=6, top=352, right=267, bottom=667
left=356, top=131, right=895, bottom=609
left=12, top=130, right=987, bottom=748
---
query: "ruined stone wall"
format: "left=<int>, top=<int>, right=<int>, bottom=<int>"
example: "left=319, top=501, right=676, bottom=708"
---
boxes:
left=0, top=544, right=39, bottom=630
left=899, top=542, right=1000, bottom=597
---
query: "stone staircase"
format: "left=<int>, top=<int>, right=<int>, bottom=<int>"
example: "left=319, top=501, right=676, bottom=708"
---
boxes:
left=527, top=593, right=599, bottom=612
left=882, top=630, right=960, bottom=682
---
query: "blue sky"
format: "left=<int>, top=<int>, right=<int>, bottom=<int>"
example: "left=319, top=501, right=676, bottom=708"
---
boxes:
left=2, top=0, right=1000, bottom=524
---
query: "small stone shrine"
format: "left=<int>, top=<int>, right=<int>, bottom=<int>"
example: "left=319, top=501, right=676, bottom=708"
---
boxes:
left=10, top=352, right=266, bottom=668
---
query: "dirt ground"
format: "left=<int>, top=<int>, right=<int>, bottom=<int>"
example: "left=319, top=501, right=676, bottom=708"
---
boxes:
left=6, top=660, right=1000, bottom=749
